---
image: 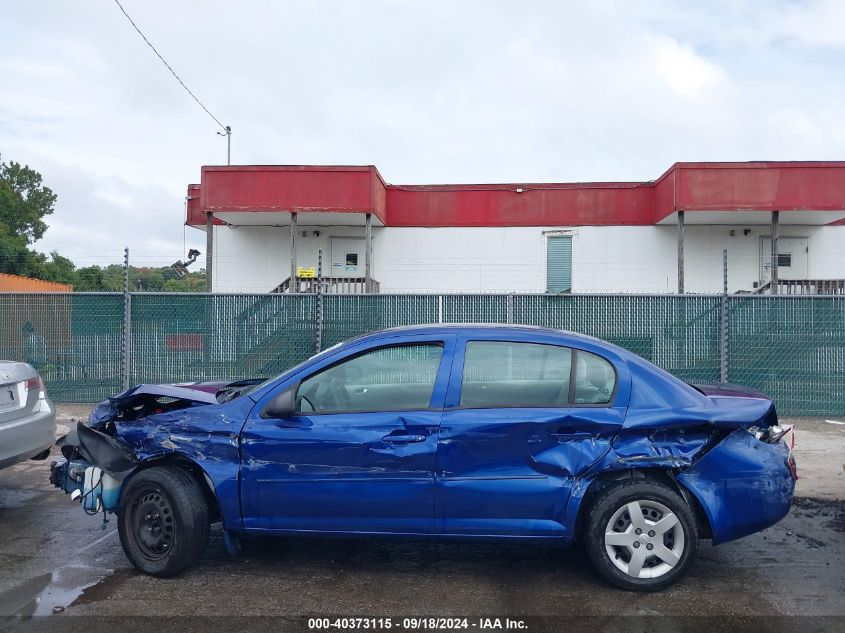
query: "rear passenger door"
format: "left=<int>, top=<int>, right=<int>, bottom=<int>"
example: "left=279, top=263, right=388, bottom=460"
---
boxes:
left=436, top=335, right=624, bottom=538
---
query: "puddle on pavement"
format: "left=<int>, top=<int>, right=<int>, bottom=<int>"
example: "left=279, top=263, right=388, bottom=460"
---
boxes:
left=0, top=490, right=44, bottom=508
left=0, top=561, right=130, bottom=616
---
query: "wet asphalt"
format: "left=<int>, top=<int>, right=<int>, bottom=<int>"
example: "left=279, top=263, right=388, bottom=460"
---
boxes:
left=0, top=450, right=843, bottom=631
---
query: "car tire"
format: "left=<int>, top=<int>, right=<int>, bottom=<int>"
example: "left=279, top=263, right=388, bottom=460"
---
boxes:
left=117, top=466, right=209, bottom=577
left=583, top=479, right=698, bottom=591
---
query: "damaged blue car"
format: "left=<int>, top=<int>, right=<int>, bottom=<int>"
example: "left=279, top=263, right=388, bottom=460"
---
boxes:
left=50, top=325, right=796, bottom=591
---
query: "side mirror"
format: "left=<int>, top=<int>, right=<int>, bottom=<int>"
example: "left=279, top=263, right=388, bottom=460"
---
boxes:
left=261, top=384, right=298, bottom=419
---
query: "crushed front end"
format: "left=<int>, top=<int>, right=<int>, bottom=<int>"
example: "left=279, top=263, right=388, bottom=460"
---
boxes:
left=50, top=422, right=138, bottom=525
left=50, top=380, right=258, bottom=530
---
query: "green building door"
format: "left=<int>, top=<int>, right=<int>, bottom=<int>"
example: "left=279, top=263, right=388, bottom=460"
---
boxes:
left=546, top=235, right=572, bottom=293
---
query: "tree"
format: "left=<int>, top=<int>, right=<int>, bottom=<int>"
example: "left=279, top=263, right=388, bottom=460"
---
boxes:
left=0, top=155, right=206, bottom=291
left=40, top=252, right=77, bottom=286
left=0, top=158, right=57, bottom=277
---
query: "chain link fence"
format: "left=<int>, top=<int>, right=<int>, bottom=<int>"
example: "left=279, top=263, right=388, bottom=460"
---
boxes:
left=0, top=292, right=843, bottom=415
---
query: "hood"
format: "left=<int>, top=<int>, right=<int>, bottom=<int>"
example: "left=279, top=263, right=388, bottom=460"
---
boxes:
left=88, top=378, right=264, bottom=428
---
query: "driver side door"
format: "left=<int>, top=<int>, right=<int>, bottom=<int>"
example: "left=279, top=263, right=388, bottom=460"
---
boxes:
left=240, top=334, right=455, bottom=534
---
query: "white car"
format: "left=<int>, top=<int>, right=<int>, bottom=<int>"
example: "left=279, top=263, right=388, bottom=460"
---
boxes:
left=0, top=361, right=55, bottom=470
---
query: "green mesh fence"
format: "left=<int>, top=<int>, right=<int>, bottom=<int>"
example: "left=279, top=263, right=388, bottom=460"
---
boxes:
left=0, top=291, right=844, bottom=415
left=0, top=293, right=123, bottom=402
left=321, top=295, right=439, bottom=348
left=511, top=295, right=722, bottom=383
left=130, top=293, right=318, bottom=385
left=728, top=296, right=845, bottom=416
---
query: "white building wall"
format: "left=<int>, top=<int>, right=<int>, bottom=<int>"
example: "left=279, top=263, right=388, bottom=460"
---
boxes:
left=212, top=225, right=368, bottom=293
left=211, top=223, right=845, bottom=294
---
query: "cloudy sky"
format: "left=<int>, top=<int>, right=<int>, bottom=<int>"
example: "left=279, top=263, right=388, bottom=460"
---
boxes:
left=2, top=0, right=844, bottom=267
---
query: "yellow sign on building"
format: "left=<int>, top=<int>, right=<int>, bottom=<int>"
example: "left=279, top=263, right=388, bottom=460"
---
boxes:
left=297, top=267, right=317, bottom=278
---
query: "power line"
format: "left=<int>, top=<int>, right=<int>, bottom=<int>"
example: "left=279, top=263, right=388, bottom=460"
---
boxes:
left=111, top=0, right=228, bottom=133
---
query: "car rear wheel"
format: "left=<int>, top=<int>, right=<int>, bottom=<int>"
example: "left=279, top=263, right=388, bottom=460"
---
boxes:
left=584, top=479, right=698, bottom=591
left=118, top=466, right=209, bottom=577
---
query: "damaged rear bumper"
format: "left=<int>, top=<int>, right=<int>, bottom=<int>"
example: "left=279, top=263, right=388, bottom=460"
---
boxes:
left=677, top=428, right=796, bottom=544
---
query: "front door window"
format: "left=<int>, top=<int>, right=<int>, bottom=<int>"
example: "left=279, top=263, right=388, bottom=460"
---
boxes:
left=297, top=344, right=444, bottom=413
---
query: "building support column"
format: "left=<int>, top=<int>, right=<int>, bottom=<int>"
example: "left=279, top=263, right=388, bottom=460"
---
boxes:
left=770, top=210, right=779, bottom=294
left=290, top=212, right=298, bottom=293
left=677, top=210, right=685, bottom=294
left=364, top=213, right=373, bottom=293
left=205, top=212, right=214, bottom=292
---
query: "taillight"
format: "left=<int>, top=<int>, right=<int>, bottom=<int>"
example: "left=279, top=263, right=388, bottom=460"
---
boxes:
left=787, top=454, right=798, bottom=480
left=25, top=376, right=46, bottom=398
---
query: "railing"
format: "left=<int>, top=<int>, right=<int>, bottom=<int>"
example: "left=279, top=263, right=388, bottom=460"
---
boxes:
left=271, top=276, right=380, bottom=294
left=754, top=279, right=845, bottom=295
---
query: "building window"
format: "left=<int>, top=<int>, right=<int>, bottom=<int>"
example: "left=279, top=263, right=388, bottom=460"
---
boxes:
left=546, top=235, right=572, bottom=293
left=346, top=253, right=358, bottom=267
left=777, top=253, right=792, bottom=268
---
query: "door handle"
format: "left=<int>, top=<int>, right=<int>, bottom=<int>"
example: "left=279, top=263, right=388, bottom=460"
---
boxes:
left=382, top=434, right=426, bottom=445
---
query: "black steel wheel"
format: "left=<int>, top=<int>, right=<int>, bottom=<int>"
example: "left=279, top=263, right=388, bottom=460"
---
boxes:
left=118, top=466, right=209, bottom=577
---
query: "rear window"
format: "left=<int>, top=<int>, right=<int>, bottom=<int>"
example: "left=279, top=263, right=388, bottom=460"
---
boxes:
left=460, top=341, right=572, bottom=408
left=573, top=350, right=616, bottom=405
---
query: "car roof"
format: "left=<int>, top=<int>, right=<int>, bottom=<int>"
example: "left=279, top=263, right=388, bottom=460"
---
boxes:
left=352, top=323, right=621, bottom=351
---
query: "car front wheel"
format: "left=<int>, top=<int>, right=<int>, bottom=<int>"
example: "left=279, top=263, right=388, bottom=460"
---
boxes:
left=584, top=479, right=698, bottom=591
left=117, top=466, right=210, bottom=577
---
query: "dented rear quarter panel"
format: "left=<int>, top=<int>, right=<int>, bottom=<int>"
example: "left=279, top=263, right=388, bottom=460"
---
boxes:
left=677, top=429, right=795, bottom=544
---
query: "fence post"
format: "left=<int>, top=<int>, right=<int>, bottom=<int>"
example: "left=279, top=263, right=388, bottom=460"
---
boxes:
left=438, top=295, right=443, bottom=324
left=122, top=247, right=132, bottom=390
left=506, top=293, right=514, bottom=324
left=719, top=249, right=729, bottom=384
left=315, top=249, right=324, bottom=353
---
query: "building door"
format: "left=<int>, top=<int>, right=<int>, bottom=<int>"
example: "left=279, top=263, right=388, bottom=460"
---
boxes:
left=546, top=235, right=573, bottom=293
left=760, top=237, right=808, bottom=284
left=330, top=237, right=365, bottom=277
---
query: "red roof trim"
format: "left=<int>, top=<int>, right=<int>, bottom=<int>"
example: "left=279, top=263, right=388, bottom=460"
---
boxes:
left=186, top=162, right=845, bottom=228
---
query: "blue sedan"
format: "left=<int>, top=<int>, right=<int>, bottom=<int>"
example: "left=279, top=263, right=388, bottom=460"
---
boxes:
left=51, top=325, right=796, bottom=591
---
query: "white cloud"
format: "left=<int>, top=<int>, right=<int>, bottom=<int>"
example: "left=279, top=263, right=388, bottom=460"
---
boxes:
left=777, top=0, right=845, bottom=48
left=0, top=0, right=843, bottom=273
left=652, top=36, right=729, bottom=98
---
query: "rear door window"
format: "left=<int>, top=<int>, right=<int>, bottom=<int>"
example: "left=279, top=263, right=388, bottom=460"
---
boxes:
left=460, top=341, right=572, bottom=408
left=572, top=350, right=616, bottom=404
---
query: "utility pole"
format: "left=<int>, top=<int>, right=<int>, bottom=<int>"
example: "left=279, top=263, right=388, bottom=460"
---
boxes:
left=122, top=247, right=131, bottom=390
left=217, top=125, right=232, bottom=165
